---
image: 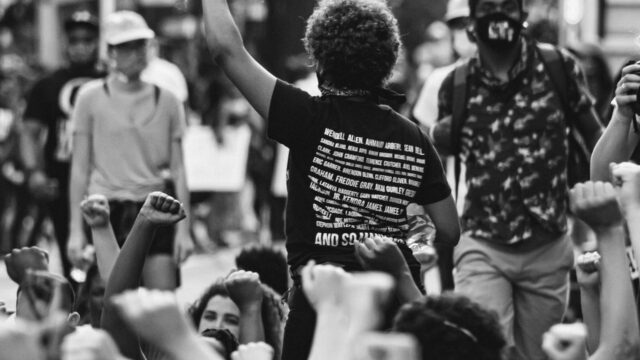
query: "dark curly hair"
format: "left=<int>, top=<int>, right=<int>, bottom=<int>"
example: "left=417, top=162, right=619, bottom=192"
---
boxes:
left=392, top=293, right=506, bottom=360
left=304, top=0, right=400, bottom=90
left=235, top=244, right=288, bottom=295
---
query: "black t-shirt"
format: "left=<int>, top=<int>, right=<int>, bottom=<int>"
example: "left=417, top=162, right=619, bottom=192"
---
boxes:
left=23, top=66, right=105, bottom=183
left=268, top=80, right=450, bottom=274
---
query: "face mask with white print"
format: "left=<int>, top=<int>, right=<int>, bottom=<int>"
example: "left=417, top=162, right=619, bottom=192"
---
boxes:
left=475, top=12, right=522, bottom=51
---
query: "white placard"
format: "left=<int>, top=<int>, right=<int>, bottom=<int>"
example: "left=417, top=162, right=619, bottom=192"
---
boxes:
left=183, top=124, right=251, bottom=192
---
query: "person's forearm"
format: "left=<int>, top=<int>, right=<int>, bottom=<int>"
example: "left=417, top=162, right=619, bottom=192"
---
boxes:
left=202, top=0, right=245, bottom=61
left=19, top=125, right=43, bottom=172
left=591, top=109, right=638, bottom=181
left=173, top=167, right=190, bottom=237
left=69, top=136, right=91, bottom=235
left=238, top=304, right=265, bottom=344
left=101, top=216, right=157, bottom=360
left=592, top=226, right=640, bottom=359
left=309, top=309, right=349, bottom=360
left=579, top=287, right=600, bottom=354
left=395, top=270, right=423, bottom=303
left=91, top=226, right=120, bottom=282
left=624, top=206, right=640, bottom=268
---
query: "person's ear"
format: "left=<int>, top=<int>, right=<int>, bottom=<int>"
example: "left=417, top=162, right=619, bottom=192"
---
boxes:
left=66, top=312, right=80, bottom=327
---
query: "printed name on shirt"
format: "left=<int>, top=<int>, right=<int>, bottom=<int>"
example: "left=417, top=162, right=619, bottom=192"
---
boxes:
left=309, top=127, right=427, bottom=245
left=314, top=231, right=406, bottom=247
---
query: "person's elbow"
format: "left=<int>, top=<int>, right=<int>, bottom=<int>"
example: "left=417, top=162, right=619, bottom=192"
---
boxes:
left=435, top=219, right=461, bottom=247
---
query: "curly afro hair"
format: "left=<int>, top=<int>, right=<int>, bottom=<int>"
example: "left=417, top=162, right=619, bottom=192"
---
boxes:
left=304, top=0, right=401, bottom=90
left=393, top=293, right=506, bottom=360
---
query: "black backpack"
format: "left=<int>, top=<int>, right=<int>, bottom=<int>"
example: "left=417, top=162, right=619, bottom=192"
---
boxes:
left=449, top=43, right=596, bottom=196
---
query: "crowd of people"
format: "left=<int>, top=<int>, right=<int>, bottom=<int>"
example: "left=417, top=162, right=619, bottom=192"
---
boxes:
left=1, top=0, right=640, bottom=359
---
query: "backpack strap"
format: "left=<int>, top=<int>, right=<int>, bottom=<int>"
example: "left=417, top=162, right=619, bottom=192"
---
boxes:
left=451, top=62, right=469, bottom=198
left=536, top=43, right=570, bottom=120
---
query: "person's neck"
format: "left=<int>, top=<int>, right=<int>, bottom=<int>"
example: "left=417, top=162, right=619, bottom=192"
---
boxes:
left=109, top=72, right=144, bottom=92
left=478, top=38, right=522, bottom=81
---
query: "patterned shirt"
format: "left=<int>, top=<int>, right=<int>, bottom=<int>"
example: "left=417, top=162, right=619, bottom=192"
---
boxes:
left=437, top=39, right=595, bottom=245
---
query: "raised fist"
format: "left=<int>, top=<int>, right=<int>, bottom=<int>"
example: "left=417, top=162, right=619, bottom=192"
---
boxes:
left=139, top=192, right=186, bottom=225
left=542, top=323, right=588, bottom=360
left=231, top=342, right=274, bottom=360
left=112, top=288, right=191, bottom=352
left=81, top=194, right=111, bottom=228
left=575, top=252, right=600, bottom=292
left=569, top=181, right=623, bottom=230
left=301, top=261, right=350, bottom=312
left=610, top=162, right=640, bottom=211
left=61, top=327, right=123, bottom=360
left=224, top=270, right=263, bottom=311
left=4, top=246, right=49, bottom=285
left=355, top=236, right=409, bottom=277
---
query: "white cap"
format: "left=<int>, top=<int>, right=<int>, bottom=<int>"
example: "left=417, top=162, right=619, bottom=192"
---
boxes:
left=445, top=0, right=470, bottom=22
left=103, top=11, right=154, bottom=46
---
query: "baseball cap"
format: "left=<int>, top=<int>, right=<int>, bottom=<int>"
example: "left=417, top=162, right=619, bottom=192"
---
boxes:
left=445, top=0, right=470, bottom=23
left=103, top=11, right=154, bottom=46
left=64, top=10, right=99, bottom=32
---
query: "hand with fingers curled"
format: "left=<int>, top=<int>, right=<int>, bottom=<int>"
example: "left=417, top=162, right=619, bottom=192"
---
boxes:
left=81, top=194, right=111, bottom=228
left=575, top=252, right=601, bottom=293
left=614, top=61, right=640, bottom=119
left=301, top=261, right=351, bottom=312
left=569, top=181, right=623, bottom=231
left=139, top=192, right=186, bottom=225
left=230, top=342, right=274, bottom=360
left=4, top=246, right=49, bottom=285
left=61, top=327, right=128, bottom=360
left=610, top=162, right=640, bottom=212
left=224, top=270, right=264, bottom=311
left=354, top=236, right=410, bottom=278
left=541, top=323, right=588, bottom=360
left=111, top=288, right=192, bottom=352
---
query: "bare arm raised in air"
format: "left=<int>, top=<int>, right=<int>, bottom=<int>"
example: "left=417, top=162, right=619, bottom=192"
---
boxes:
left=570, top=182, right=640, bottom=360
left=80, top=194, right=119, bottom=282
left=591, top=63, right=640, bottom=181
left=100, top=192, right=186, bottom=360
left=202, top=0, right=276, bottom=120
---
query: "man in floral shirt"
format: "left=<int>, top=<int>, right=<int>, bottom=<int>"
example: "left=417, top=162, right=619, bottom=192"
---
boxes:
left=433, top=0, right=602, bottom=359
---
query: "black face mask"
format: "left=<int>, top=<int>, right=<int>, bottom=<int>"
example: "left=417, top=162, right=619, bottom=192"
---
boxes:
left=475, top=12, right=522, bottom=51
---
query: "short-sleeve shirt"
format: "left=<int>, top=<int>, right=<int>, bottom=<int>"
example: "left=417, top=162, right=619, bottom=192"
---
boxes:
left=23, top=66, right=105, bottom=183
left=437, top=40, right=595, bottom=245
left=268, top=80, right=450, bottom=272
left=72, top=78, right=186, bottom=201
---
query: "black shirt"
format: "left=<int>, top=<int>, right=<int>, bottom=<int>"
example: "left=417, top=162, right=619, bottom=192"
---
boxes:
left=268, top=80, right=450, bottom=273
left=23, top=65, right=105, bottom=183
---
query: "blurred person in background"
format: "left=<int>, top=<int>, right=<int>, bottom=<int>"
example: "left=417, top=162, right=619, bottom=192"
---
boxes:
left=410, top=0, right=475, bottom=292
left=431, top=0, right=602, bottom=358
left=67, top=11, right=192, bottom=289
left=568, top=43, right=614, bottom=123
left=19, top=11, right=103, bottom=282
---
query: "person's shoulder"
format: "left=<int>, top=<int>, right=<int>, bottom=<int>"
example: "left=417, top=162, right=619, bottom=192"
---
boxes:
left=535, top=42, right=579, bottom=68
left=75, top=79, right=106, bottom=102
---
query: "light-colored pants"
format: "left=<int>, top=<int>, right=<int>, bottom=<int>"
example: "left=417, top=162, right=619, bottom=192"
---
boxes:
left=454, top=233, right=574, bottom=360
